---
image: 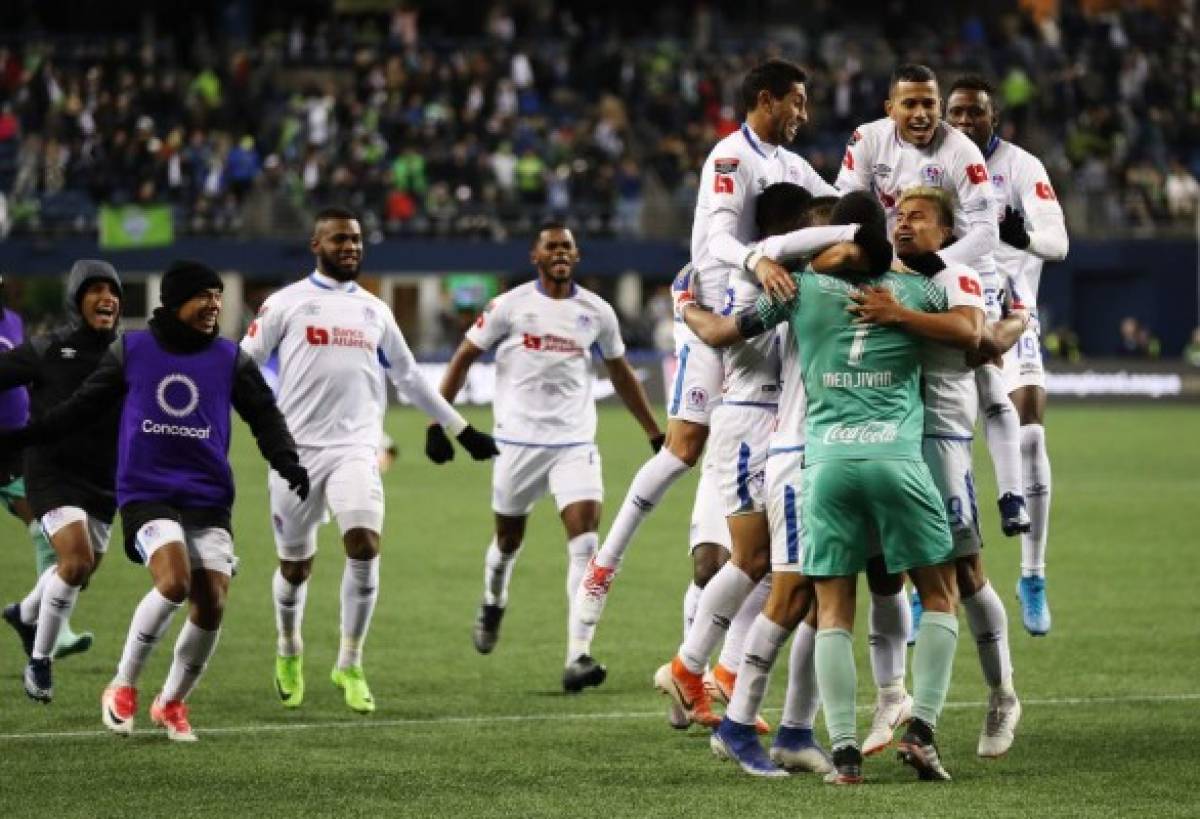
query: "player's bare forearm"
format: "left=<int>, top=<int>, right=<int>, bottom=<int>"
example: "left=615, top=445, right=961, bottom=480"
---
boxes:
left=605, top=357, right=662, bottom=440
left=438, top=339, right=484, bottom=403
left=681, top=304, right=742, bottom=347
left=898, top=307, right=983, bottom=351
left=979, top=313, right=1028, bottom=358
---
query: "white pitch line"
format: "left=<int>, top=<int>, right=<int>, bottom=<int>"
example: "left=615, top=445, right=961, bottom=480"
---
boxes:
left=1, top=692, right=1195, bottom=742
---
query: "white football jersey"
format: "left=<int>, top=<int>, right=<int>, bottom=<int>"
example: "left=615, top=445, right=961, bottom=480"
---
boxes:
left=691, top=124, right=837, bottom=310
left=836, top=118, right=997, bottom=273
left=465, top=280, right=624, bottom=445
left=986, top=138, right=1065, bottom=303
left=920, top=264, right=987, bottom=437
left=241, top=271, right=466, bottom=448
left=769, top=324, right=807, bottom=450
left=720, top=270, right=782, bottom=405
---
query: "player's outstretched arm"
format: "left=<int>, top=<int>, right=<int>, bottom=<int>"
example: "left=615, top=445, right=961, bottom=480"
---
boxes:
left=849, top=290, right=983, bottom=352
left=603, top=356, right=664, bottom=453
left=438, top=338, right=485, bottom=404
left=231, top=350, right=309, bottom=500
left=0, top=341, right=41, bottom=391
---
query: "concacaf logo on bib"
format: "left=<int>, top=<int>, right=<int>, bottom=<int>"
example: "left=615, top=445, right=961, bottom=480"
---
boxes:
left=156, top=374, right=200, bottom=418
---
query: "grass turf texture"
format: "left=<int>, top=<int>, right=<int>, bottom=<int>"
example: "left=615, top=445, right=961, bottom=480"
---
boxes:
left=0, top=404, right=1197, bottom=817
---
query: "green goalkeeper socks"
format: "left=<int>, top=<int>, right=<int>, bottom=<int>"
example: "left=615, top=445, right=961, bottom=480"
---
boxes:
left=912, top=610, right=959, bottom=727
left=815, top=628, right=858, bottom=749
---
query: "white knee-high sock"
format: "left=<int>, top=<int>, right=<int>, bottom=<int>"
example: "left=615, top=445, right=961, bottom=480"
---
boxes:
left=32, top=573, right=81, bottom=660
left=679, top=563, right=755, bottom=674
left=115, top=588, right=183, bottom=686
left=1020, top=424, right=1052, bottom=576
left=868, top=591, right=909, bottom=688
left=962, top=581, right=1013, bottom=693
left=337, top=556, right=379, bottom=669
left=483, top=538, right=519, bottom=607
left=272, top=569, right=308, bottom=657
left=159, top=620, right=221, bottom=702
left=20, top=566, right=56, bottom=625
left=977, top=364, right=1023, bottom=497
left=781, top=620, right=821, bottom=730
left=718, top=574, right=771, bottom=671
left=682, top=581, right=702, bottom=640
left=726, top=614, right=789, bottom=725
left=566, top=532, right=598, bottom=662
left=594, top=449, right=690, bottom=569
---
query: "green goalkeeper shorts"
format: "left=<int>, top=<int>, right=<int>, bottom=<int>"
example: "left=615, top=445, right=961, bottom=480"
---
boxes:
left=801, top=458, right=952, bottom=577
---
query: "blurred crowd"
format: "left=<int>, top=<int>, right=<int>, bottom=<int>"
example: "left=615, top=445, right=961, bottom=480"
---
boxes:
left=0, top=0, right=1198, bottom=240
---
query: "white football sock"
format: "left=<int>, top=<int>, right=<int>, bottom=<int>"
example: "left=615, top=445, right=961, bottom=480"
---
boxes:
left=977, top=364, right=1023, bottom=497
left=273, top=569, right=308, bottom=657
left=781, top=620, right=821, bottom=730
left=868, top=591, right=909, bottom=688
left=32, top=572, right=81, bottom=660
left=19, top=566, right=55, bottom=625
left=679, top=562, right=755, bottom=674
left=1020, top=423, right=1052, bottom=576
left=159, top=620, right=221, bottom=703
left=682, top=581, right=702, bottom=640
left=962, top=581, right=1013, bottom=692
left=594, top=448, right=690, bottom=569
left=725, top=614, right=788, bottom=725
left=115, top=588, right=183, bottom=686
left=337, top=556, right=379, bottom=669
left=483, top=538, right=519, bottom=607
left=566, top=532, right=598, bottom=662
left=718, top=574, right=771, bottom=672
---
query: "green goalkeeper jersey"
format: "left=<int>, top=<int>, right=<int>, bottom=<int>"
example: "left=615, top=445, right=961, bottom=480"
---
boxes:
left=753, top=269, right=947, bottom=464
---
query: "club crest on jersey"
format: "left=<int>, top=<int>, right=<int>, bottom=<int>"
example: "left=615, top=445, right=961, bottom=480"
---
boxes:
left=991, top=173, right=1006, bottom=189
left=685, top=386, right=708, bottom=412
left=713, top=158, right=739, bottom=175
left=786, top=166, right=802, bottom=183
left=920, top=163, right=946, bottom=187
left=575, top=313, right=593, bottom=331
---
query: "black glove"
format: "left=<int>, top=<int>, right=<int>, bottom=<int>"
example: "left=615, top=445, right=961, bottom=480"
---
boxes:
left=900, top=251, right=946, bottom=276
left=0, top=426, right=31, bottom=454
left=649, top=433, right=665, bottom=454
left=852, top=223, right=894, bottom=275
left=998, top=205, right=1030, bottom=249
left=273, top=456, right=310, bottom=501
left=456, top=424, right=499, bottom=461
left=425, top=423, right=455, bottom=464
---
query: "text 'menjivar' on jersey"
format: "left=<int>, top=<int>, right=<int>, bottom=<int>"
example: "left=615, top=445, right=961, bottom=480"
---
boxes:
left=119, top=330, right=237, bottom=509
left=691, top=125, right=838, bottom=310
left=241, top=272, right=466, bottom=449
left=756, top=269, right=948, bottom=464
left=465, top=280, right=624, bottom=446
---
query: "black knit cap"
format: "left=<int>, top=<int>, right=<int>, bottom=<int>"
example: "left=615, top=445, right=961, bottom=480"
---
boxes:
left=160, top=259, right=223, bottom=310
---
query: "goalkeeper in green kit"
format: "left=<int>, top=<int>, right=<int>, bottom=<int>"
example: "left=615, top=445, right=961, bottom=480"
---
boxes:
left=676, top=191, right=963, bottom=784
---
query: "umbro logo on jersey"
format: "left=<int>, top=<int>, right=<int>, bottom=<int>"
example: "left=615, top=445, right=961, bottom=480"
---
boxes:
left=301, top=303, right=321, bottom=316
left=61, top=347, right=77, bottom=359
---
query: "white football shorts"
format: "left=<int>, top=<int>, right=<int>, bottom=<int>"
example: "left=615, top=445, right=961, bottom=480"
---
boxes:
left=766, top=445, right=806, bottom=572
left=1002, top=316, right=1046, bottom=392
left=133, top=519, right=237, bottom=577
left=668, top=323, right=723, bottom=425
left=709, top=403, right=774, bottom=517
left=688, top=447, right=730, bottom=553
left=41, top=506, right=112, bottom=554
left=922, top=436, right=983, bottom=557
left=270, top=443, right=385, bottom=561
left=492, top=442, right=603, bottom=517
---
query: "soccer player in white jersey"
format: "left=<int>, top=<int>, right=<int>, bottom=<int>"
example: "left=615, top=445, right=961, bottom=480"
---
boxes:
left=434, top=223, right=662, bottom=692
left=946, top=76, right=1070, bottom=635
left=574, top=59, right=838, bottom=640
left=850, top=187, right=1030, bottom=758
left=241, top=207, right=498, bottom=714
left=835, top=64, right=1031, bottom=540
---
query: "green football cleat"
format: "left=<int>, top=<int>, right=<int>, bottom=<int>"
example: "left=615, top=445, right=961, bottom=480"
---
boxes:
left=274, top=654, right=305, bottom=708
left=52, top=625, right=94, bottom=661
left=330, top=665, right=375, bottom=714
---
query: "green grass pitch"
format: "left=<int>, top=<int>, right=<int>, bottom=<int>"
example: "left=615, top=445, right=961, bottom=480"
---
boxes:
left=1, top=404, right=1198, bottom=817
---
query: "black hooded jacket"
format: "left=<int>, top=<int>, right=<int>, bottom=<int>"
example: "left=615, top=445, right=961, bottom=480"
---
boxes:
left=0, top=261, right=122, bottom=521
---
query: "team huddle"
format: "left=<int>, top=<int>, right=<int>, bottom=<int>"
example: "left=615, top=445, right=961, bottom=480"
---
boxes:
left=1, top=59, right=1066, bottom=784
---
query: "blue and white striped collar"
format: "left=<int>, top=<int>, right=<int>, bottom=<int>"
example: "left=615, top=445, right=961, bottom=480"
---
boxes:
left=983, top=134, right=1001, bottom=160
left=308, top=270, right=358, bottom=293
left=741, top=124, right=777, bottom=159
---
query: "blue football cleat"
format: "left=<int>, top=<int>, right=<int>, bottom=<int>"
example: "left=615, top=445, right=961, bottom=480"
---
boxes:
left=770, top=726, right=833, bottom=774
left=711, top=717, right=788, bottom=778
left=1017, top=576, right=1051, bottom=635
left=908, top=589, right=923, bottom=646
left=998, top=492, right=1032, bottom=537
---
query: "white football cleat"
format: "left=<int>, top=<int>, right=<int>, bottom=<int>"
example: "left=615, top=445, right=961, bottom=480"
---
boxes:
left=574, top=558, right=615, bottom=627
left=863, top=690, right=913, bottom=756
left=978, top=691, right=1021, bottom=758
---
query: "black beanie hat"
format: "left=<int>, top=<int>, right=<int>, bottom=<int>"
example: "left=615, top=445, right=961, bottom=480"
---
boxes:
left=161, top=260, right=223, bottom=310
